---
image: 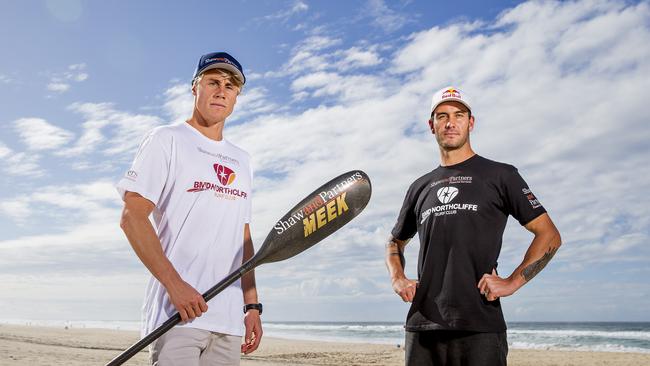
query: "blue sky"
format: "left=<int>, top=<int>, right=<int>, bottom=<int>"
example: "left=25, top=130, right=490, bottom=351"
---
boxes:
left=1, top=0, right=649, bottom=323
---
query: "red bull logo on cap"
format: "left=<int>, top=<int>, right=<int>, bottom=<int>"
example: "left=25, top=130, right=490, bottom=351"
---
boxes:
left=441, top=88, right=462, bottom=100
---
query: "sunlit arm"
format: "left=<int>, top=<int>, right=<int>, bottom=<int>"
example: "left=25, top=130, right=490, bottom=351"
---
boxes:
left=385, top=236, right=418, bottom=303
left=241, top=223, right=262, bottom=354
left=478, top=213, right=562, bottom=301
left=119, top=191, right=207, bottom=322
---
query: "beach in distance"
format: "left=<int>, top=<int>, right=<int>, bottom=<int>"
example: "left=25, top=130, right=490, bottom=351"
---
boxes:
left=1, top=323, right=650, bottom=366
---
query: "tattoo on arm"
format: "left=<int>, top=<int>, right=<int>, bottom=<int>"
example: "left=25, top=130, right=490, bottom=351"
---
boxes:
left=521, top=247, right=558, bottom=282
left=386, top=238, right=406, bottom=269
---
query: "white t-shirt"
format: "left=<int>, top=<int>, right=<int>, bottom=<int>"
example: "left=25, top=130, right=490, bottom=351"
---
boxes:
left=116, top=122, right=252, bottom=337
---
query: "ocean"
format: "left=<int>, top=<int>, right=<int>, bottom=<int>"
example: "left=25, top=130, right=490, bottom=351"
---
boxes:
left=263, top=321, right=650, bottom=354
left=2, top=320, right=649, bottom=354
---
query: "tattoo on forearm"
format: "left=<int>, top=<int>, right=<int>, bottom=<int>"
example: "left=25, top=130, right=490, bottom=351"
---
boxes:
left=521, top=247, right=558, bottom=282
left=386, top=242, right=398, bottom=249
left=386, top=238, right=406, bottom=268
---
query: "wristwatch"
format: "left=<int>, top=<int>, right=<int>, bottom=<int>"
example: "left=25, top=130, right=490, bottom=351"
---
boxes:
left=243, top=303, right=263, bottom=315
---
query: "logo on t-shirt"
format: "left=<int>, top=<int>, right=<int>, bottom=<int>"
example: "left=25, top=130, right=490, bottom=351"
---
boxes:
left=124, top=170, right=138, bottom=181
left=420, top=186, right=479, bottom=224
left=429, top=176, right=473, bottom=188
left=214, top=164, right=236, bottom=186
left=437, top=186, right=459, bottom=204
left=186, top=163, right=247, bottom=199
left=522, top=188, right=542, bottom=209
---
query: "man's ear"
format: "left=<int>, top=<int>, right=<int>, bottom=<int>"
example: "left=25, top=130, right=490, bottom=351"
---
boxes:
left=469, top=115, right=475, bottom=132
left=428, top=118, right=435, bottom=135
left=191, top=83, right=197, bottom=96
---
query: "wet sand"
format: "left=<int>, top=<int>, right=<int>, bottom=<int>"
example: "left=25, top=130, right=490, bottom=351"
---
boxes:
left=1, top=324, right=649, bottom=365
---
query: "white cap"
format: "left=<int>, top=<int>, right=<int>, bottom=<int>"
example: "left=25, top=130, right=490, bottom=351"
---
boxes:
left=430, top=86, right=472, bottom=115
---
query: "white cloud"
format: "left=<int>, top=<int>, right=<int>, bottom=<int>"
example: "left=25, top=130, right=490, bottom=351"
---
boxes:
left=0, top=178, right=145, bottom=322
left=364, top=0, right=412, bottom=33
left=1, top=179, right=118, bottom=221
left=47, top=82, right=70, bottom=92
left=46, top=63, right=88, bottom=93
left=163, top=84, right=193, bottom=123
left=281, top=36, right=344, bottom=75
left=0, top=179, right=125, bottom=272
left=0, top=199, right=32, bottom=222
left=231, top=86, right=281, bottom=121
left=391, top=22, right=482, bottom=75
left=67, top=63, right=89, bottom=81
left=13, top=118, right=75, bottom=151
left=3, top=152, right=42, bottom=176
left=0, top=74, right=12, bottom=84
left=261, top=0, right=309, bottom=23
left=291, top=71, right=389, bottom=102
left=268, top=38, right=383, bottom=83
left=291, top=0, right=308, bottom=13
left=291, top=71, right=332, bottom=90
left=0, top=141, right=11, bottom=158
left=337, top=46, right=382, bottom=69
left=60, top=102, right=163, bottom=159
left=74, top=73, right=88, bottom=82
left=68, top=63, right=85, bottom=71
left=0, top=140, right=42, bottom=177
left=0, top=219, right=129, bottom=274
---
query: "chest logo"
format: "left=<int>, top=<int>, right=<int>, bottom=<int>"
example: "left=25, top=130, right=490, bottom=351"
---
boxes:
left=437, top=186, right=458, bottom=204
left=214, top=164, right=236, bottom=186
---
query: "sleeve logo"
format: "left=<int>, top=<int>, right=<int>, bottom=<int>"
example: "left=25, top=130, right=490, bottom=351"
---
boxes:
left=124, top=170, right=138, bottom=181
left=522, top=188, right=542, bottom=209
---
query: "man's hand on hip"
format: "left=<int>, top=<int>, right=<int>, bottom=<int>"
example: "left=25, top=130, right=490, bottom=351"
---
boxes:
left=477, top=269, right=519, bottom=302
left=392, top=278, right=418, bottom=303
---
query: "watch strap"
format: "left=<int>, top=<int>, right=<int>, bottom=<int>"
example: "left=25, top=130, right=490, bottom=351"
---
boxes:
left=243, top=303, right=263, bottom=315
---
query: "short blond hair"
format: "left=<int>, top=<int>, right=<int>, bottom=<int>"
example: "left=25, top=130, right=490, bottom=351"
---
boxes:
left=192, top=68, right=243, bottom=93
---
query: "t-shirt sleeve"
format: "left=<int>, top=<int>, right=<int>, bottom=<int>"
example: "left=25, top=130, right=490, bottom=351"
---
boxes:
left=115, top=131, right=170, bottom=206
left=502, top=168, right=547, bottom=226
left=391, top=184, right=419, bottom=241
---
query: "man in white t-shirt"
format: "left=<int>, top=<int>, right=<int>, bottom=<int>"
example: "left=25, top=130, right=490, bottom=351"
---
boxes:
left=117, top=51, right=262, bottom=365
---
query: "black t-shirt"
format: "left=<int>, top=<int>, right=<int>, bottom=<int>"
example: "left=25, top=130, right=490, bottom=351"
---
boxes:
left=392, top=155, right=546, bottom=332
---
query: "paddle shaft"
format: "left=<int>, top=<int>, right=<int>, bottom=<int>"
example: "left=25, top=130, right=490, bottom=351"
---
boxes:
left=105, top=261, right=255, bottom=366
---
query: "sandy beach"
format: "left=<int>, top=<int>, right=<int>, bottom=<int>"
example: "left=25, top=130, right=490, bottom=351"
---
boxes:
left=1, top=324, right=649, bottom=366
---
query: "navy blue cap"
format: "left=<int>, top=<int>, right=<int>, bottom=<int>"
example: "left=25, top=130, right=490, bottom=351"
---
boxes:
left=192, top=52, right=246, bottom=85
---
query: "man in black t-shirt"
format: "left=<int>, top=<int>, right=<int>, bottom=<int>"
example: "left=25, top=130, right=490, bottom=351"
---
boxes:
left=386, top=87, right=562, bottom=366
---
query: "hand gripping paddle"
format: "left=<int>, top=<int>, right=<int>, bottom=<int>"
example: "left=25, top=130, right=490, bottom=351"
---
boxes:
left=106, top=170, right=372, bottom=365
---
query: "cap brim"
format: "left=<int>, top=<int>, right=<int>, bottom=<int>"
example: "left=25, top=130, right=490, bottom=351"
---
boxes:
left=196, top=63, right=246, bottom=85
left=431, top=98, right=472, bottom=114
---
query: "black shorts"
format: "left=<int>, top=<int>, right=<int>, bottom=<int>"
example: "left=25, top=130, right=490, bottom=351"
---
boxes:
left=405, top=330, right=508, bottom=366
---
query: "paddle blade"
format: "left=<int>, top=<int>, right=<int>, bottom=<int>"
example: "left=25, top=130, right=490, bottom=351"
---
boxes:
left=253, top=170, right=371, bottom=265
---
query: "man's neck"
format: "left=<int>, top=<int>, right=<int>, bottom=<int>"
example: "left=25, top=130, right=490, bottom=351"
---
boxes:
left=438, top=146, right=476, bottom=167
left=187, top=112, right=225, bottom=141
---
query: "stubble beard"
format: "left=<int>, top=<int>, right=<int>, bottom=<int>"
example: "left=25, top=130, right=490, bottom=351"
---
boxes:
left=436, top=128, right=469, bottom=151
